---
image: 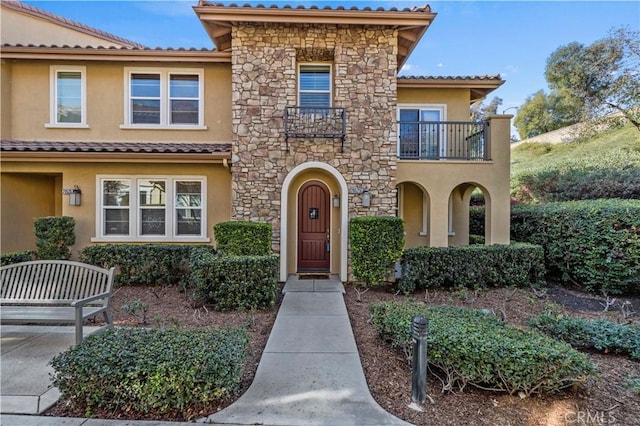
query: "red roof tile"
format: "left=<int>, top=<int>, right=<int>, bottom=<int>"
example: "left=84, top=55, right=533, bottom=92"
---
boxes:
left=1, top=140, right=231, bottom=155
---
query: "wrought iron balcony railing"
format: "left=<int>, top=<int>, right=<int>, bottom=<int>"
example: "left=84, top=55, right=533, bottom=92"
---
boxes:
left=398, top=121, right=490, bottom=161
left=284, top=107, right=346, bottom=152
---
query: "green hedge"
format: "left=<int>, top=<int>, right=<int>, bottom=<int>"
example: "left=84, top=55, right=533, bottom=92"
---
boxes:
left=189, top=248, right=278, bottom=311
left=214, top=221, right=272, bottom=256
left=51, top=327, right=248, bottom=419
left=511, top=200, right=640, bottom=294
left=81, top=244, right=211, bottom=286
left=349, top=216, right=404, bottom=286
left=370, top=302, right=595, bottom=396
left=0, top=250, right=34, bottom=266
left=469, top=207, right=485, bottom=236
left=398, top=243, right=546, bottom=293
left=529, top=312, right=640, bottom=360
left=34, top=216, right=75, bottom=260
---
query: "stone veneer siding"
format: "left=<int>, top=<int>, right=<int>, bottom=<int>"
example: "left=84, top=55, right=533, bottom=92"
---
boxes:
left=231, top=23, right=398, bottom=253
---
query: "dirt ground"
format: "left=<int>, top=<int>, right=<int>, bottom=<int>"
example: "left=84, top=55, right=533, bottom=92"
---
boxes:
left=48, top=283, right=639, bottom=425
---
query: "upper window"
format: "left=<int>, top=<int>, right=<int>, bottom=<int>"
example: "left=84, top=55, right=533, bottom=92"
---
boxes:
left=47, top=66, right=87, bottom=127
left=298, top=64, right=331, bottom=108
left=397, top=105, right=446, bottom=159
left=96, top=176, right=207, bottom=242
left=123, top=68, right=204, bottom=129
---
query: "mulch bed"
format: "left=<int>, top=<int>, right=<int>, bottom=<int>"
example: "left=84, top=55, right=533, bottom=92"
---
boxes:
left=46, top=283, right=639, bottom=425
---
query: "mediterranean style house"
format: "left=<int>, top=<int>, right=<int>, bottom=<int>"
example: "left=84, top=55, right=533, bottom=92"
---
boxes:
left=0, top=0, right=512, bottom=282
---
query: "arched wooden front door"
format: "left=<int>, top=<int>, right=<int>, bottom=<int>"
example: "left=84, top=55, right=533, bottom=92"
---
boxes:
left=297, top=180, right=330, bottom=272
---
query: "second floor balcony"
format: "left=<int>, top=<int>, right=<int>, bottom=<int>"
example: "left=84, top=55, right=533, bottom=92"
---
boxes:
left=398, top=121, right=490, bottom=161
left=284, top=106, right=346, bottom=152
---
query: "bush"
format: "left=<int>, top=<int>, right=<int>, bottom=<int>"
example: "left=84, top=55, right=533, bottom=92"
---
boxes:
left=349, top=216, right=404, bottom=286
left=468, top=234, right=485, bottom=245
left=34, top=216, right=75, bottom=260
left=469, top=207, right=485, bottom=236
left=189, top=248, right=278, bottom=311
left=81, top=245, right=209, bottom=286
left=0, top=250, right=34, bottom=266
left=529, top=312, right=640, bottom=360
left=369, top=302, right=595, bottom=396
left=214, top=221, right=272, bottom=256
left=397, top=243, right=545, bottom=293
left=511, top=200, right=640, bottom=294
left=50, top=327, right=248, bottom=419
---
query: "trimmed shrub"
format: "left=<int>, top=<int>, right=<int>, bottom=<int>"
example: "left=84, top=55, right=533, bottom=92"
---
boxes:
left=349, top=216, right=404, bottom=286
left=34, top=216, right=75, bottom=260
left=529, top=312, right=640, bottom=360
left=469, top=207, right=485, bottom=236
left=369, top=302, right=595, bottom=396
left=0, top=250, right=34, bottom=266
left=398, top=243, right=545, bottom=293
left=468, top=234, right=485, bottom=245
left=190, top=248, right=278, bottom=311
left=81, top=244, right=208, bottom=286
left=511, top=200, right=640, bottom=294
left=214, top=221, right=272, bottom=256
left=50, top=327, right=248, bottom=419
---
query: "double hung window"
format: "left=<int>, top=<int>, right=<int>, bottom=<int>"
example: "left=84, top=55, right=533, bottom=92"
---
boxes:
left=47, top=66, right=87, bottom=127
left=124, top=68, right=204, bottom=128
left=298, top=64, right=331, bottom=108
left=97, top=176, right=206, bottom=241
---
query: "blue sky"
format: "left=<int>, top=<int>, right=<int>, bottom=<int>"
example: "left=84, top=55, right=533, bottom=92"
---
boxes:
left=25, top=0, right=640, bottom=115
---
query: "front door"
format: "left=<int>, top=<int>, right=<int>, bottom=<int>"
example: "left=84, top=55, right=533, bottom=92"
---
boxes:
left=297, top=181, right=330, bottom=272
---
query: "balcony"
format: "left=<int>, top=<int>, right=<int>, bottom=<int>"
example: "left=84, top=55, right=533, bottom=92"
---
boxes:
left=398, top=121, right=490, bottom=161
left=284, top=107, right=346, bottom=152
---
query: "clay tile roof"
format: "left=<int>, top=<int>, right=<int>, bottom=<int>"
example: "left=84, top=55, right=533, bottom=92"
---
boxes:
left=1, top=140, right=232, bottom=155
left=1, top=0, right=147, bottom=49
left=1, top=43, right=216, bottom=52
left=197, top=1, right=432, bottom=13
left=399, top=75, right=503, bottom=81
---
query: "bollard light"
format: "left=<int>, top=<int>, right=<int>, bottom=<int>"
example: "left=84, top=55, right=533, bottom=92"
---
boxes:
left=409, top=315, right=430, bottom=411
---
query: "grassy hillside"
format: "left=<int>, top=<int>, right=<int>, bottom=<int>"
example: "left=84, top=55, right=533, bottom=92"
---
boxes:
left=510, top=124, right=640, bottom=203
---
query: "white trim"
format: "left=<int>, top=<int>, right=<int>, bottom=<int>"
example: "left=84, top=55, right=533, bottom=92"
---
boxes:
left=47, top=65, right=87, bottom=127
left=123, top=67, right=205, bottom=128
left=94, top=175, right=208, bottom=242
left=298, top=63, right=332, bottom=107
left=280, top=162, right=348, bottom=282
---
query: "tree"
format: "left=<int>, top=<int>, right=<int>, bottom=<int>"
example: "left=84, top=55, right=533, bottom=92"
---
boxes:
left=470, top=96, right=502, bottom=121
left=513, top=91, right=578, bottom=139
left=545, top=27, right=640, bottom=131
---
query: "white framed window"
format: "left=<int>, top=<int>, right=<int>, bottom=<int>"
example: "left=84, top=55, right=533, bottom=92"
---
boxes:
left=397, top=104, right=446, bottom=159
left=94, top=176, right=208, bottom=242
left=46, top=65, right=87, bottom=128
left=298, top=64, right=332, bottom=108
left=122, top=68, right=205, bottom=129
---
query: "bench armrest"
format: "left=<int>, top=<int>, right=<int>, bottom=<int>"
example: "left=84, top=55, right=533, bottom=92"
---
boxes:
left=71, top=291, right=112, bottom=307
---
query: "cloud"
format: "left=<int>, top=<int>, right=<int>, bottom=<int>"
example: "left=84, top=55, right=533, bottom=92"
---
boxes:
left=437, top=63, right=444, bottom=68
left=503, top=65, right=519, bottom=77
left=401, top=63, right=414, bottom=72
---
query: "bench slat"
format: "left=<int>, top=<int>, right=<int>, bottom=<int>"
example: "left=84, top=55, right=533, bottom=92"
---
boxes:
left=1, top=306, right=106, bottom=322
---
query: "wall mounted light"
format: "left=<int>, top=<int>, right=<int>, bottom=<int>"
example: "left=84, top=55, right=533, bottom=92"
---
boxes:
left=333, top=194, right=340, bottom=208
left=362, top=190, right=371, bottom=207
left=63, top=185, right=82, bottom=206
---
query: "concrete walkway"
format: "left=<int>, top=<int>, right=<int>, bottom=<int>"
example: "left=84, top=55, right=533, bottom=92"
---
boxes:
left=1, top=275, right=410, bottom=426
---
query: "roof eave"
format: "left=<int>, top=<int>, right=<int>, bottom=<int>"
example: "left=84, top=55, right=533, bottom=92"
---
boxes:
left=398, top=77, right=505, bottom=103
left=0, top=46, right=231, bottom=63
left=0, top=151, right=232, bottom=163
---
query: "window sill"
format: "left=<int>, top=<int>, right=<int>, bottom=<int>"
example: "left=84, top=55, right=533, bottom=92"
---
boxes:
left=45, top=123, right=90, bottom=129
left=91, top=236, right=211, bottom=243
left=119, top=125, right=207, bottom=131
left=419, top=231, right=427, bottom=236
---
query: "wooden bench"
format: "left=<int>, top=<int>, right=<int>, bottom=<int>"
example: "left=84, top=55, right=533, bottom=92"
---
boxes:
left=1, top=260, right=115, bottom=345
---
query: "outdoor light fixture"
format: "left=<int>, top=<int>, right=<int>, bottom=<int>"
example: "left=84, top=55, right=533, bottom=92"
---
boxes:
left=333, top=194, right=340, bottom=208
left=362, top=190, right=371, bottom=207
left=63, top=185, right=82, bottom=206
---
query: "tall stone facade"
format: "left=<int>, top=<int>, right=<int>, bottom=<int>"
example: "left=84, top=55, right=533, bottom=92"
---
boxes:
left=231, top=23, right=398, bottom=252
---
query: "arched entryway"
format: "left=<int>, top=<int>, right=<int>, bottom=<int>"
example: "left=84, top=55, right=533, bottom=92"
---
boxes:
left=280, top=162, right=348, bottom=282
left=297, top=180, right=330, bottom=272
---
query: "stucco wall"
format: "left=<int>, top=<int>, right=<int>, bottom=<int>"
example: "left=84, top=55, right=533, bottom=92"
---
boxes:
left=398, top=87, right=470, bottom=121
left=3, top=61, right=232, bottom=143
left=231, top=23, right=399, bottom=255
left=1, top=162, right=232, bottom=258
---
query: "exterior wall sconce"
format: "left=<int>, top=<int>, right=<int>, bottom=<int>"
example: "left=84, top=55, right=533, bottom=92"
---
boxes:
left=63, top=185, right=82, bottom=206
left=333, top=194, right=340, bottom=208
left=362, top=190, right=371, bottom=207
